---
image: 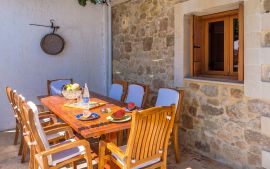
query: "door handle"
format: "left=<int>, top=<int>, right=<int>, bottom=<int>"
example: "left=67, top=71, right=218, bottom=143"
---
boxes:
left=193, top=45, right=200, bottom=48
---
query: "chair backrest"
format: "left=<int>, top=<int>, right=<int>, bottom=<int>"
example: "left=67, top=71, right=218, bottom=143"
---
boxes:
left=125, top=83, right=149, bottom=108
left=47, top=79, right=73, bottom=96
left=124, top=106, right=176, bottom=168
left=27, top=101, right=50, bottom=150
left=156, top=88, right=184, bottom=123
left=27, top=101, right=53, bottom=165
left=27, top=101, right=52, bottom=158
left=5, top=86, right=13, bottom=105
left=17, top=94, right=27, bottom=126
left=5, top=87, right=17, bottom=118
left=109, top=80, right=127, bottom=102
left=10, top=91, right=23, bottom=122
left=155, top=88, right=180, bottom=107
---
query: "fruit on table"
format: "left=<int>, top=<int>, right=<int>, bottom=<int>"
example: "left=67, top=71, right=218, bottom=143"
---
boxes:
left=127, top=102, right=136, bottom=111
left=71, top=83, right=80, bottom=90
left=65, top=84, right=73, bottom=91
left=112, top=109, right=125, bottom=119
left=82, top=111, right=92, bottom=118
left=64, top=83, right=80, bottom=91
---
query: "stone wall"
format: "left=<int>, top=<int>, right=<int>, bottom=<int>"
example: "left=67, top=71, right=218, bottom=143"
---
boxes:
left=112, top=0, right=187, bottom=106
left=112, top=0, right=270, bottom=168
left=181, top=79, right=270, bottom=169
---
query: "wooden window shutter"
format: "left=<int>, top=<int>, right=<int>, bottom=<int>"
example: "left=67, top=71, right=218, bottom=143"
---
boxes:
left=190, top=15, right=203, bottom=77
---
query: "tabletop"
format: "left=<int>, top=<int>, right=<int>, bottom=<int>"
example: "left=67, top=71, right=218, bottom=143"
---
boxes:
left=40, top=92, right=131, bottom=139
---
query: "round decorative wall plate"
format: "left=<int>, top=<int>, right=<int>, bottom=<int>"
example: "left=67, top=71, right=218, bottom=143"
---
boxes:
left=40, top=33, right=65, bottom=55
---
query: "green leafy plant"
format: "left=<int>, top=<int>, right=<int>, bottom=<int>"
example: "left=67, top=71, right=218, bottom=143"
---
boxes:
left=78, top=0, right=110, bottom=6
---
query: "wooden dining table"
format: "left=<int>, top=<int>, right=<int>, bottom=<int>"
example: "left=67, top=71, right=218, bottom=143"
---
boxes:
left=40, top=92, right=131, bottom=144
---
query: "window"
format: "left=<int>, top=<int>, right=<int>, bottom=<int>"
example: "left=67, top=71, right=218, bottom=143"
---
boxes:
left=190, top=5, right=244, bottom=81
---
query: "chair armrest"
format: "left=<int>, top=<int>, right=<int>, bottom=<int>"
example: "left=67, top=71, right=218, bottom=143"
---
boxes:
left=106, top=142, right=126, bottom=160
left=40, top=140, right=91, bottom=157
left=45, top=125, right=74, bottom=139
left=43, top=123, right=68, bottom=131
left=38, top=111, right=53, bottom=116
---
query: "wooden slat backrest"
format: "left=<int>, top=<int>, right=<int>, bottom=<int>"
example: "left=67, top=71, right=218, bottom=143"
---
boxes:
left=24, top=102, right=48, bottom=158
left=124, top=105, right=176, bottom=168
left=5, top=87, right=18, bottom=119
left=17, top=95, right=27, bottom=127
left=5, top=86, right=13, bottom=104
left=11, top=91, right=24, bottom=123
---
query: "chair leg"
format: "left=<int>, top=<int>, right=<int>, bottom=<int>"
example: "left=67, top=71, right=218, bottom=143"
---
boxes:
left=86, top=157, right=93, bottom=169
left=117, top=131, right=123, bottom=146
left=18, top=135, right=24, bottom=156
left=98, top=141, right=106, bottom=169
left=29, top=147, right=34, bottom=169
left=173, top=125, right=180, bottom=163
left=33, top=156, right=39, bottom=169
left=14, top=122, right=19, bottom=145
left=73, top=161, right=77, bottom=169
left=21, top=141, right=28, bottom=163
left=160, top=163, right=167, bottom=169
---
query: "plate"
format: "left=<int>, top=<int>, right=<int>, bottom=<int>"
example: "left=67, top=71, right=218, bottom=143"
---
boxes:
left=76, top=113, right=100, bottom=121
left=107, top=115, right=131, bottom=123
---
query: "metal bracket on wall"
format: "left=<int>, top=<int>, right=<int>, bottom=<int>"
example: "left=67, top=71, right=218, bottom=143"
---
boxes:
left=29, top=19, right=60, bottom=34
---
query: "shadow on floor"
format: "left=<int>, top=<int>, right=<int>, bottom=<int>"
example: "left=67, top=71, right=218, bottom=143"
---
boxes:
left=0, top=130, right=231, bottom=169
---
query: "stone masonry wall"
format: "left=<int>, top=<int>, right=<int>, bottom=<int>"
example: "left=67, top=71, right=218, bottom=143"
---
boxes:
left=112, top=0, right=188, bottom=106
left=182, top=79, right=270, bottom=169
left=112, top=0, right=270, bottom=168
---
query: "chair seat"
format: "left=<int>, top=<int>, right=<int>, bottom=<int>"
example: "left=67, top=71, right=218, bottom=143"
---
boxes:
left=49, top=139, right=97, bottom=166
left=112, top=145, right=160, bottom=169
left=46, top=131, right=66, bottom=140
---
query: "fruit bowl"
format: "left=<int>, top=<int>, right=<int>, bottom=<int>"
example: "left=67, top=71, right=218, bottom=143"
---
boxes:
left=62, top=83, right=82, bottom=100
left=62, top=90, right=82, bottom=100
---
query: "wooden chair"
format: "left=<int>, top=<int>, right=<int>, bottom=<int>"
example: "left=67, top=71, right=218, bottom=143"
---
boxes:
left=47, top=79, right=73, bottom=96
left=155, top=88, right=185, bottom=163
left=20, top=99, right=86, bottom=169
left=5, top=87, right=20, bottom=145
left=108, top=80, right=128, bottom=102
left=8, top=89, right=66, bottom=163
left=125, top=82, right=149, bottom=108
left=99, top=105, right=176, bottom=169
left=118, top=82, right=149, bottom=145
left=25, top=101, right=96, bottom=169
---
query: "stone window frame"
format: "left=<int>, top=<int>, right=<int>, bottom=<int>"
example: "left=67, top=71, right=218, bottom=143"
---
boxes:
left=174, top=0, right=244, bottom=87
left=189, top=8, right=244, bottom=81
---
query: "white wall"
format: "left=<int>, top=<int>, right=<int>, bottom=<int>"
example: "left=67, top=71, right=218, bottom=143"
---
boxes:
left=0, top=0, right=110, bottom=131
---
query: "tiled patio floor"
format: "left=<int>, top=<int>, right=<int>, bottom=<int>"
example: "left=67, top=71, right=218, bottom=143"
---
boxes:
left=0, top=130, right=232, bottom=169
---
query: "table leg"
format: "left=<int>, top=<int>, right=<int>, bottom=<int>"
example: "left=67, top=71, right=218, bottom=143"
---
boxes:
left=106, top=132, right=118, bottom=145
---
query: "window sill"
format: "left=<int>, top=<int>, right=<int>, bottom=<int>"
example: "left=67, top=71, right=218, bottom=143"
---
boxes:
left=184, top=77, right=244, bottom=86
